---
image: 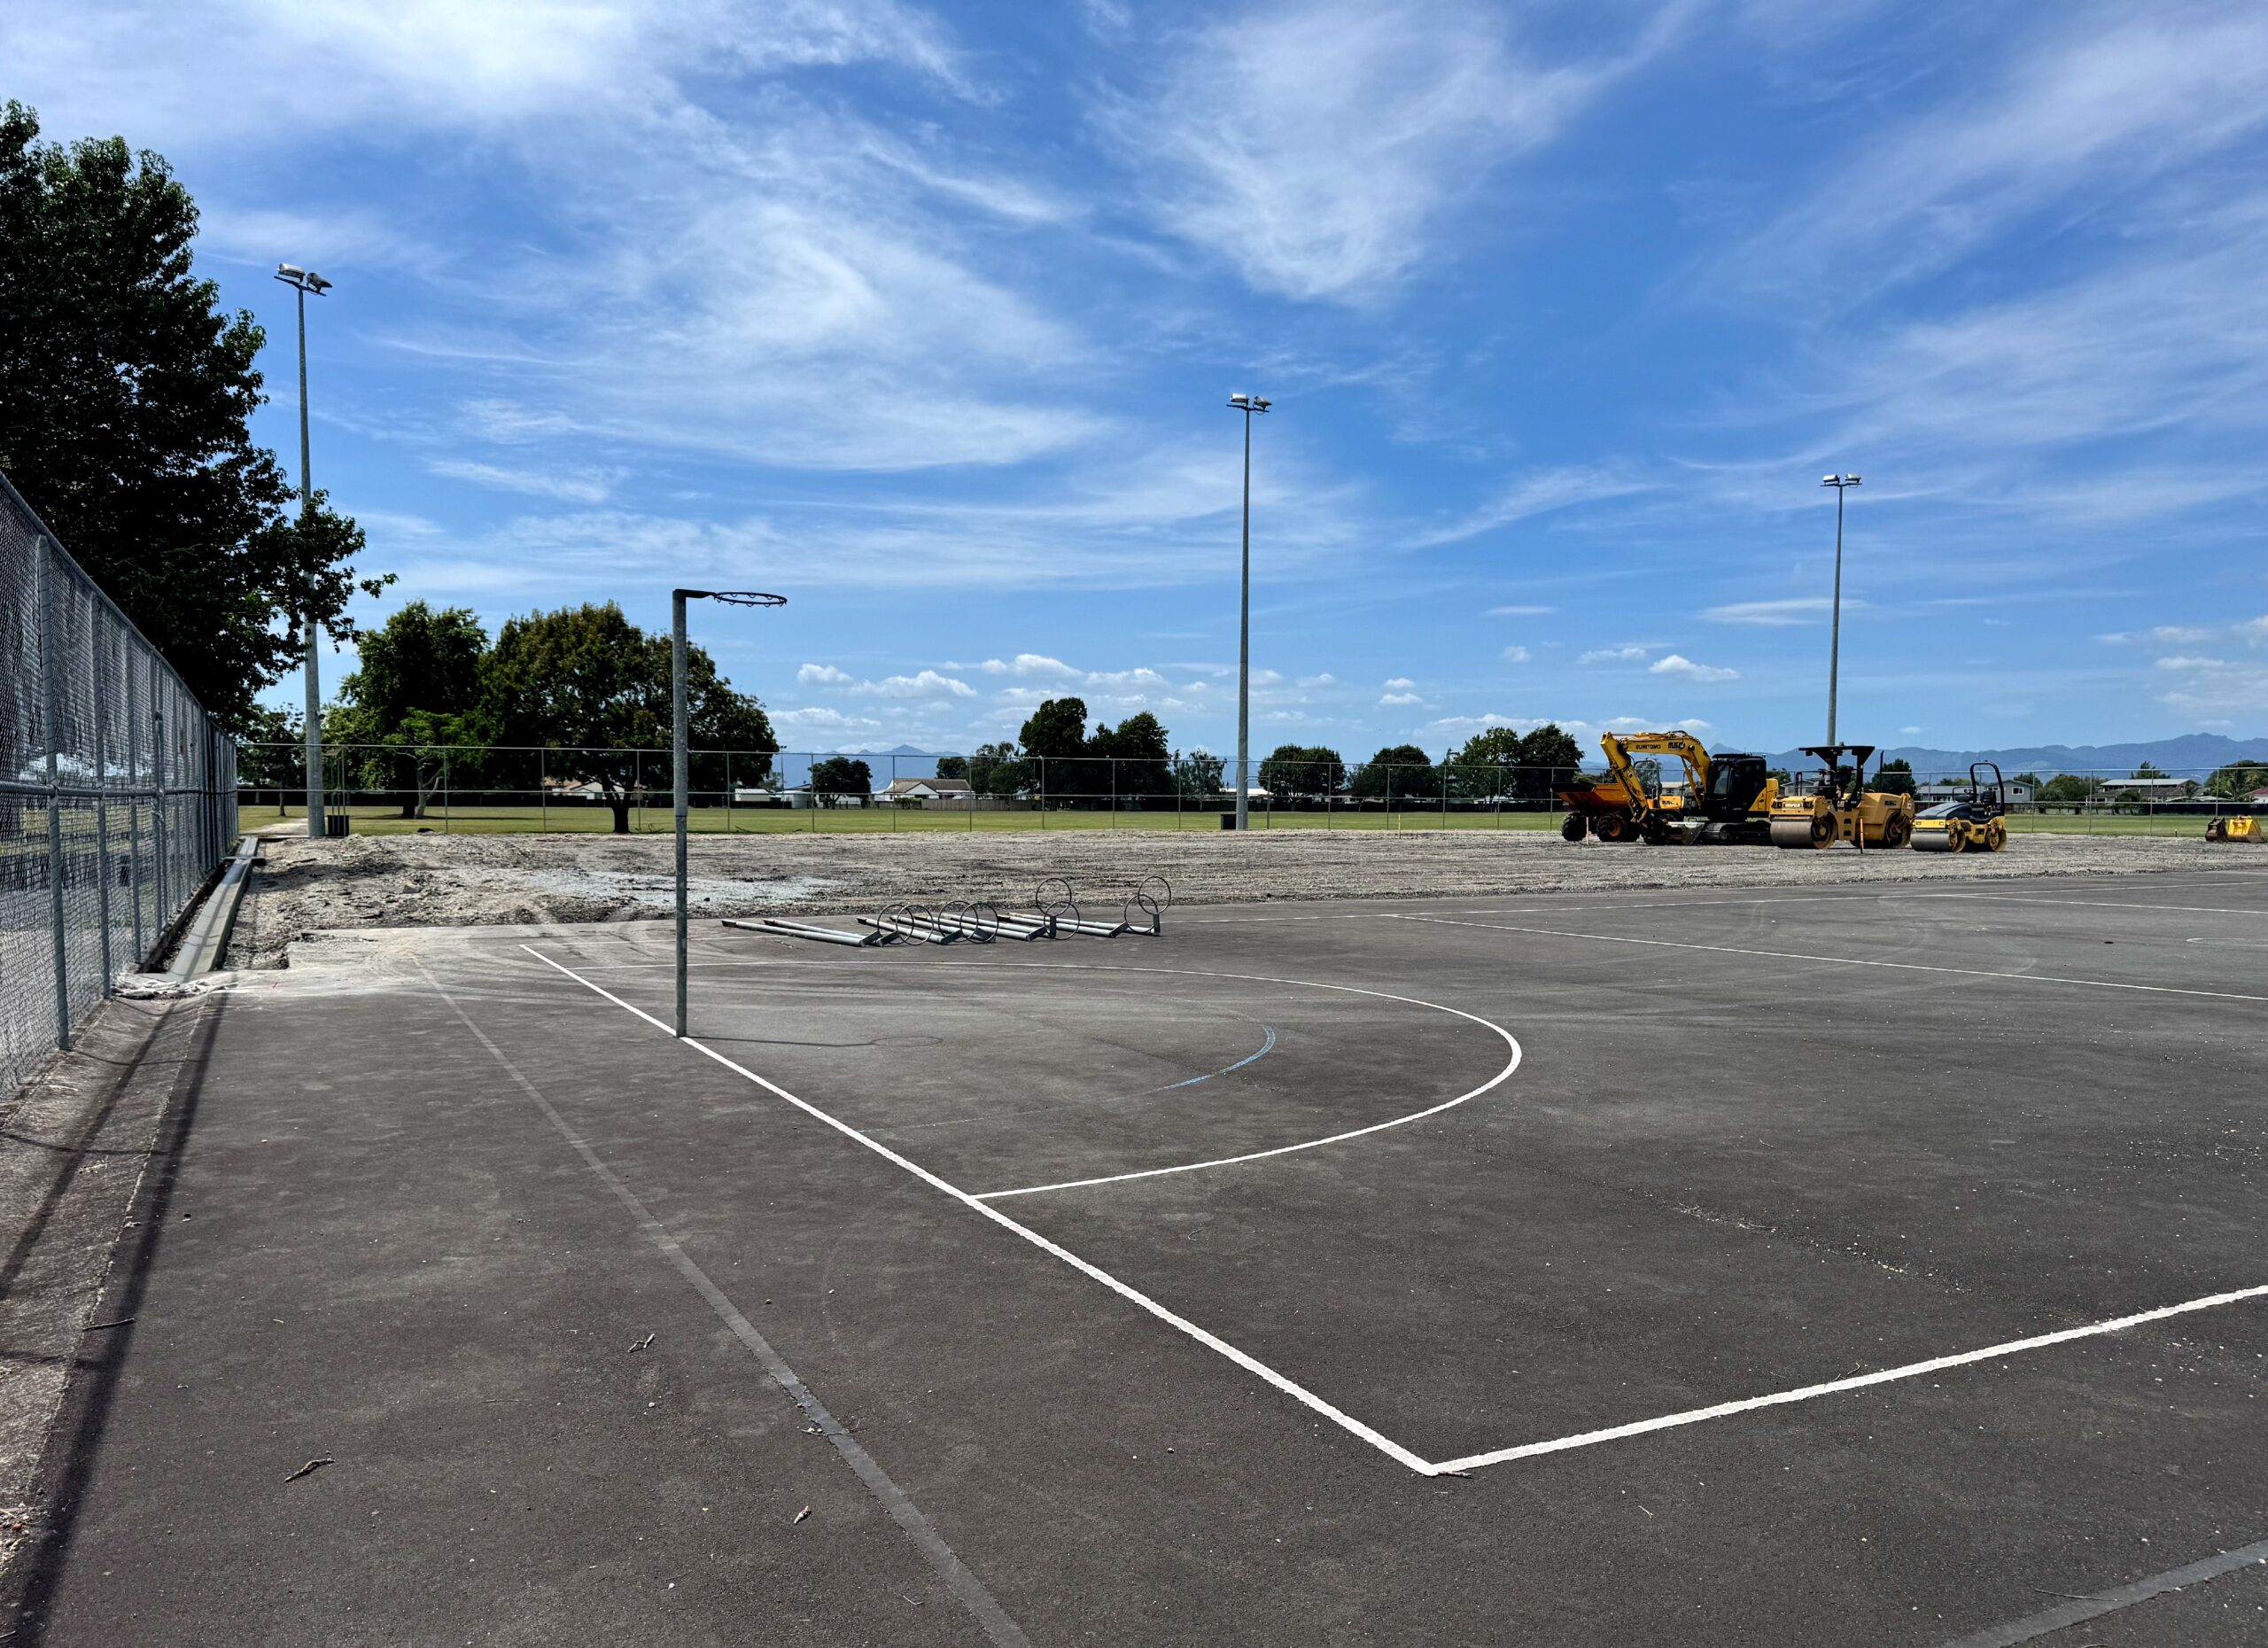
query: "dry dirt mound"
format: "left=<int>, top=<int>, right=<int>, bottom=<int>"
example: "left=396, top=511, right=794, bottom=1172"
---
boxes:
left=223, top=827, right=2227, bottom=969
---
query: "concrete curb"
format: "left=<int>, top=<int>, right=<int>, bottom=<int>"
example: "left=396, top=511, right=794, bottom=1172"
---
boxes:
left=166, top=837, right=258, bottom=979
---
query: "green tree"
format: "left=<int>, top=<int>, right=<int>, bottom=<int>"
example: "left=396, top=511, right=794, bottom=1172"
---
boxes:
left=1018, top=696, right=1089, bottom=759
left=1351, top=743, right=1436, bottom=800
left=2039, top=773, right=2099, bottom=811
left=966, top=742, right=1023, bottom=801
left=1091, top=711, right=1174, bottom=798
left=236, top=704, right=302, bottom=812
left=808, top=755, right=873, bottom=805
left=933, top=754, right=969, bottom=781
left=2133, top=761, right=2167, bottom=779
left=329, top=602, right=489, bottom=816
left=1875, top=757, right=1916, bottom=797
left=1515, top=723, right=1583, bottom=799
left=1257, top=742, right=1345, bottom=798
left=1019, top=696, right=1091, bottom=801
left=0, top=102, right=388, bottom=728
left=2205, top=761, right=2268, bottom=799
left=478, top=602, right=774, bottom=833
left=1174, top=749, right=1225, bottom=801
left=1444, top=728, right=1520, bottom=798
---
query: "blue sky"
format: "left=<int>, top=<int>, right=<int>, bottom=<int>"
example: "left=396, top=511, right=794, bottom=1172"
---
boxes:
left=13, top=1, right=2268, bottom=758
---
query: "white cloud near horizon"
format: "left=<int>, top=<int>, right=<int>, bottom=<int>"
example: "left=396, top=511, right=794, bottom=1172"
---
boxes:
left=1650, top=653, right=1738, bottom=681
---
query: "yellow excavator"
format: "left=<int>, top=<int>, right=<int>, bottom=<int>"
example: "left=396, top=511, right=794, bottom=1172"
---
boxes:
left=1910, top=763, right=2008, bottom=852
left=1768, top=744, right=1915, bottom=849
left=2205, top=816, right=2262, bottom=843
left=1562, top=730, right=1781, bottom=845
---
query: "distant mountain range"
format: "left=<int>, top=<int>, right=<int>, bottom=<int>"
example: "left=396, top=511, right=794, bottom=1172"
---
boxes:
left=1751, top=733, right=2268, bottom=779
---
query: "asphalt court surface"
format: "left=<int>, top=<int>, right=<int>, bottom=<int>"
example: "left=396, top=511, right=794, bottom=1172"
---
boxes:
left=21, top=867, right=2268, bottom=1645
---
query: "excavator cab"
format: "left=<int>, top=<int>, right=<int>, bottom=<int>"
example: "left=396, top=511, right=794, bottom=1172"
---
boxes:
left=1703, top=753, right=1771, bottom=818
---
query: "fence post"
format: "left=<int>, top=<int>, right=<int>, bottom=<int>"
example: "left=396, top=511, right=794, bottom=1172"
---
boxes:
left=37, top=539, right=72, bottom=1047
left=90, top=601, right=113, bottom=991
left=126, top=646, right=144, bottom=961
left=1039, top=757, right=1046, bottom=829
left=151, top=704, right=168, bottom=941
left=540, top=745, right=548, bottom=831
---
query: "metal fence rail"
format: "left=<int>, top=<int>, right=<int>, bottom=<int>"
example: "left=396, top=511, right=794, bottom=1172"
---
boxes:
left=230, top=743, right=2268, bottom=836
left=0, top=470, right=237, bottom=1100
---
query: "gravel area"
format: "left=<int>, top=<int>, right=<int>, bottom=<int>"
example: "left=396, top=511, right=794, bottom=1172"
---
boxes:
left=224, top=825, right=2237, bottom=968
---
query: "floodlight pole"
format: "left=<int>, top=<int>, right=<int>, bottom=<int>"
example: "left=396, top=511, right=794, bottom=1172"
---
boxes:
left=673, top=587, right=786, bottom=1038
left=276, top=263, right=331, bottom=837
left=1227, top=392, right=1270, bottom=829
left=1821, top=473, right=1861, bottom=744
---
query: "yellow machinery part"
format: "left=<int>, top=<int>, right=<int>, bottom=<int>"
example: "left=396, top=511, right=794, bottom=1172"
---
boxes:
left=2208, top=816, right=2261, bottom=842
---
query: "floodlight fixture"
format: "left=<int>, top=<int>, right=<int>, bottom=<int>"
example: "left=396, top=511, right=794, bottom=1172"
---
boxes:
left=673, top=586, right=788, bottom=1037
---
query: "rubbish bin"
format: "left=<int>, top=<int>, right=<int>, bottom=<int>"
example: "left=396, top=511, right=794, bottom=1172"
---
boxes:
left=324, top=812, right=352, bottom=838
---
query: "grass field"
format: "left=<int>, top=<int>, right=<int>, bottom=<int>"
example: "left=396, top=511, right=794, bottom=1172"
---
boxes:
left=236, top=802, right=2231, bottom=838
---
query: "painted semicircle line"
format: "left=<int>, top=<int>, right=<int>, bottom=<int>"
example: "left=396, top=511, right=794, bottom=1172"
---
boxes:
left=973, top=973, right=1521, bottom=1201
left=1159, top=1024, right=1278, bottom=1091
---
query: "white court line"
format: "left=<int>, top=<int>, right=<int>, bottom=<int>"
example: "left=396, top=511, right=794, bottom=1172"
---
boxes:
left=1434, top=1282, right=2268, bottom=1472
left=1391, top=915, right=2268, bottom=1003
left=516, top=944, right=1441, bottom=1476
left=974, top=978, right=1520, bottom=1201
left=1901, top=891, right=2268, bottom=916
left=512, top=938, right=2268, bottom=1480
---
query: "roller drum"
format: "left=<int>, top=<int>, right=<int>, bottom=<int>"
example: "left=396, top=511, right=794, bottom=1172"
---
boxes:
left=1770, top=817, right=1824, bottom=850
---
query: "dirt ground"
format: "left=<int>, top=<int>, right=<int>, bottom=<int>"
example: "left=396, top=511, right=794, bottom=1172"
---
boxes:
left=223, top=824, right=2236, bottom=968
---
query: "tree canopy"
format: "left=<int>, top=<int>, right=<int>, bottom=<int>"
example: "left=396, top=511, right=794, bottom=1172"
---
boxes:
left=1444, top=722, right=1581, bottom=798
left=1018, top=697, right=1090, bottom=760
left=966, top=742, right=1023, bottom=800
left=808, top=755, right=873, bottom=802
left=1090, top=711, right=1173, bottom=797
left=1875, top=758, right=1916, bottom=796
left=0, top=101, right=386, bottom=729
left=480, top=602, right=775, bottom=831
left=1352, top=743, right=1436, bottom=799
left=327, top=602, right=491, bottom=815
left=1258, top=743, right=1345, bottom=797
left=2206, top=760, right=2268, bottom=799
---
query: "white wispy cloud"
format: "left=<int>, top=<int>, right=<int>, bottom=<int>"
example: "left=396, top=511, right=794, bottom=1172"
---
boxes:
left=427, top=459, right=620, bottom=504
left=1705, top=596, right=1862, bottom=626
left=1487, top=604, right=1556, bottom=617
left=1501, top=644, right=1531, bottom=664
left=1580, top=645, right=1649, bottom=665
left=1650, top=654, right=1739, bottom=681
left=1714, top=4, right=2268, bottom=302
left=796, top=663, right=853, bottom=685
left=1411, top=468, right=1653, bottom=548
left=1097, top=1, right=1689, bottom=299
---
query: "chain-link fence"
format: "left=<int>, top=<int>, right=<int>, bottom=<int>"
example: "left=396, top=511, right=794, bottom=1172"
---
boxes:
left=232, top=743, right=2268, bottom=836
left=1, top=470, right=238, bottom=1099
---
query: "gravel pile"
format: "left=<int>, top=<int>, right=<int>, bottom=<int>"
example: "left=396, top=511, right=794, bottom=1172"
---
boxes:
left=223, top=826, right=2233, bottom=969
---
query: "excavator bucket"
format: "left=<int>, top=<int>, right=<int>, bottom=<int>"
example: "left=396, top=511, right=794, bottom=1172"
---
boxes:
left=2208, top=817, right=2262, bottom=843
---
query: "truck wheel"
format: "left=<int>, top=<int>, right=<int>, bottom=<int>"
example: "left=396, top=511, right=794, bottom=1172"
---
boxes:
left=1595, top=812, right=1631, bottom=843
left=1561, top=812, right=1588, bottom=843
